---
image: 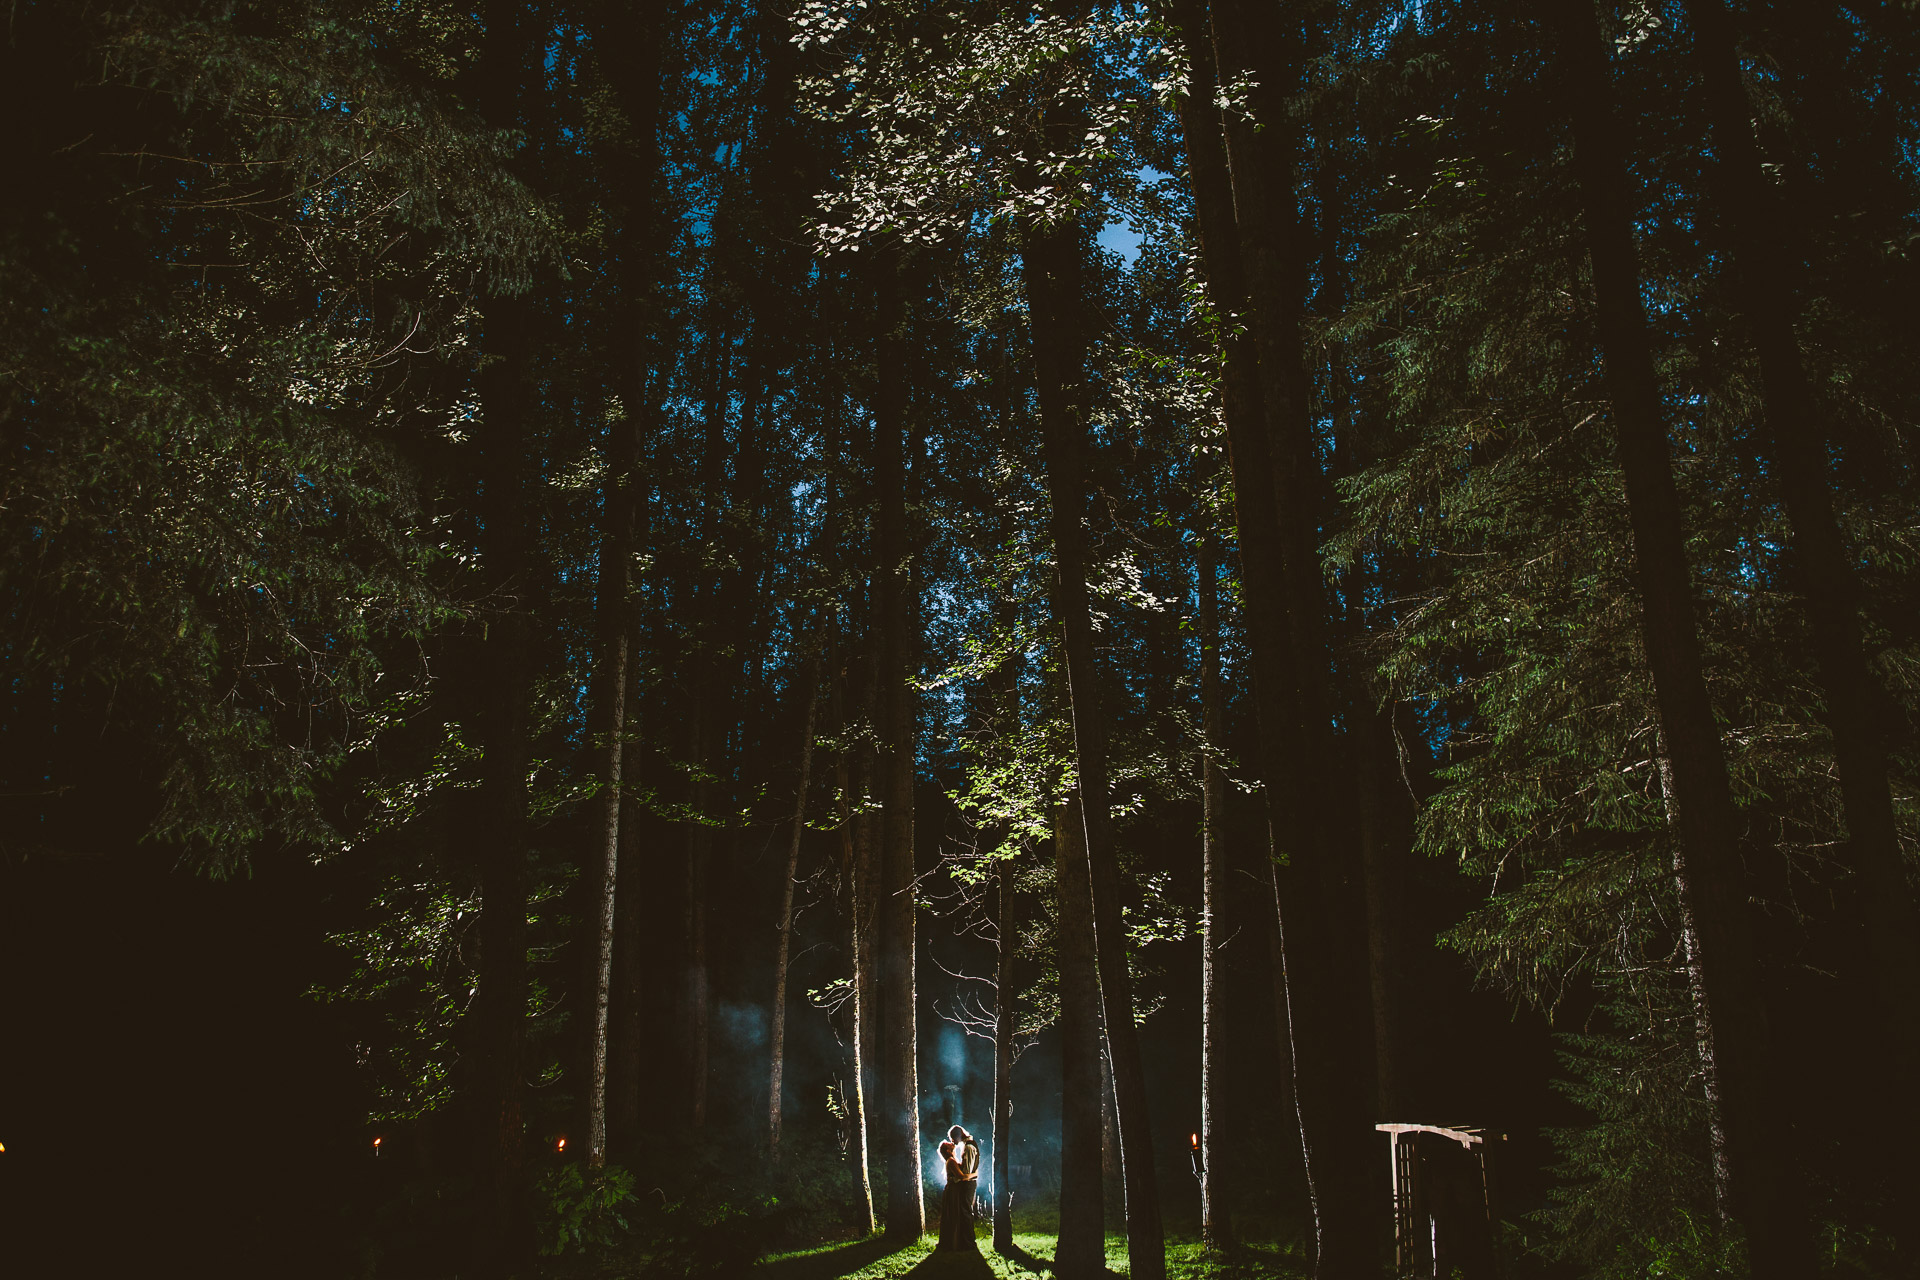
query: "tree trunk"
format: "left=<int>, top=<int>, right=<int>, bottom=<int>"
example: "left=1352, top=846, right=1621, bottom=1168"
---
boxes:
left=833, top=642, right=877, bottom=1233
left=579, top=0, right=665, bottom=1178
left=1353, top=704, right=1406, bottom=1121
left=1024, top=207, right=1167, bottom=1280
left=991, top=855, right=1018, bottom=1254
left=581, top=611, right=629, bottom=1171
left=683, top=697, right=712, bottom=1131
left=1683, top=0, right=1920, bottom=1104
left=471, top=5, right=534, bottom=1271
left=1314, top=72, right=1408, bottom=1126
left=770, top=637, right=823, bottom=1159
left=1198, top=526, right=1234, bottom=1250
left=1175, top=0, right=1308, bottom=1221
left=1054, top=793, right=1107, bottom=1279
left=1170, top=5, right=1300, bottom=1163
left=873, top=256, right=923, bottom=1241
left=854, top=638, right=885, bottom=1200
left=1554, top=5, right=1813, bottom=1275
left=472, top=315, right=533, bottom=1276
left=1264, top=859, right=1298, bottom=1145
left=1191, top=0, right=1374, bottom=1270
left=608, top=735, right=646, bottom=1147
left=1100, top=1038, right=1123, bottom=1231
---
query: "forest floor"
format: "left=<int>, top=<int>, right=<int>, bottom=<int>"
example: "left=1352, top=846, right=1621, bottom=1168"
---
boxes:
left=754, top=1230, right=1307, bottom=1278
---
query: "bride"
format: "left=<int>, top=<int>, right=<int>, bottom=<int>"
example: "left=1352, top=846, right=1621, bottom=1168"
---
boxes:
left=935, top=1130, right=979, bottom=1253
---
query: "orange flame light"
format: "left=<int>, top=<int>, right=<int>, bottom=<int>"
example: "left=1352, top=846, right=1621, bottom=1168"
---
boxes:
left=373, top=1137, right=383, bottom=1155
left=1190, top=1133, right=1199, bottom=1151
left=557, top=1137, right=567, bottom=1154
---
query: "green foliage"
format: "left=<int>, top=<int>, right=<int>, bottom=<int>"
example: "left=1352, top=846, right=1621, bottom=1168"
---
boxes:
left=578, top=1129, right=866, bottom=1276
left=535, top=1163, right=639, bottom=1257
left=1531, top=985, right=1721, bottom=1278
left=1636, top=1215, right=1746, bottom=1280
left=310, top=819, right=575, bottom=1122
left=2, top=0, right=550, bottom=866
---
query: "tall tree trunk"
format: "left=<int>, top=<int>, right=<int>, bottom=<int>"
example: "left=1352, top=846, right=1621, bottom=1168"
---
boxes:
left=1172, top=0, right=1301, bottom=1161
left=1198, top=526, right=1234, bottom=1250
left=1353, top=704, right=1407, bottom=1120
left=1054, top=793, right=1107, bottom=1279
left=1099, top=1041, right=1124, bottom=1231
left=677, top=306, right=740, bottom=1136
left=1314, top=72, right=1407, bottom=1126
left=579, top=0, right=666, bottom=1177
left=770, top=636, right=823, bottom=1159
left=581, top=590, right=630, bottom=1171
left=1188, top=0, right=1373, bottom=1270
left=471, top=4, right=534, bottom=1271
left=606, top=417, right=659, bottom=1152
left=1264, top=858, right=1298, bottom=1144
left=873, top=256, right=923, bottom=1241
left=1024, top=208, right=1167, bottom=1280
left=471, top=304, right=534, bottom=1269
left=1555, top=5, right=1813, bottom=1275
left=1683, top=0, right=1920, bottom=1103
left=853, top=637, right=885, bottom=1199
left=684, top=699, right=712, bottom=1130
left=833, top=635, right=877, bottom=1233
left=608, top=735, right=646, bottom=1146
left=990, top=854, right=1018, bottom=1255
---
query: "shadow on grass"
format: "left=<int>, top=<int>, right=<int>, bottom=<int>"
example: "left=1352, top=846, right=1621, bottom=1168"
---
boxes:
left=904, top=1249, right=999, bottom=1278
left=990, top=1241, right=1052, bottom=1275
left=753, top=1235, right=904, bottom=1279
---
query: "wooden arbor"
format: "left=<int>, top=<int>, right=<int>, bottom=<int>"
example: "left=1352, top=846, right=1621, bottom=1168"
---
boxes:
left=1376, top=1123, right=1503, bottom=1279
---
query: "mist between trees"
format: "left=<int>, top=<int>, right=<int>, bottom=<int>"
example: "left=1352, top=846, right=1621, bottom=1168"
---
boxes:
left=2, top=0, right=1916, bottom=1278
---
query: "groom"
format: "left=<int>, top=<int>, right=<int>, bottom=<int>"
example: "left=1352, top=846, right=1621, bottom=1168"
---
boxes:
left=948, top=1124, right=980, bottom=1196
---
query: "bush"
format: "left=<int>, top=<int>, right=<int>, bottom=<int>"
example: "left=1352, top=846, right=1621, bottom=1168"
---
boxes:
left=535, top=1163, right=639, bottom=1257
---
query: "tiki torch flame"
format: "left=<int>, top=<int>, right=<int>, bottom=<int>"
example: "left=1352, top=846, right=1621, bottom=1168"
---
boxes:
left=1189, top=1132, right=1203, bottom=1181
left=1190, top=1132, right=1199, bottom=1151
left=557, top=1137, right=567, bottom=1154
left=372, top=1137, right=383, bottom=1155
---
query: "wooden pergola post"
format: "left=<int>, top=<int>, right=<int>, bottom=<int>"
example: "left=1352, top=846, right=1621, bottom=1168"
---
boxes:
left=1376, top=1123, right=1504, bottom=1278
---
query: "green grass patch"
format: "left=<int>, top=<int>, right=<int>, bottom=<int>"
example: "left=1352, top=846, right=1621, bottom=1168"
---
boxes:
left=753, top=1229, right=1307, bottom=1278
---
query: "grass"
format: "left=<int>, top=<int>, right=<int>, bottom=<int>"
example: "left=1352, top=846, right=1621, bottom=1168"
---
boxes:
left=753, top=1229, right=1308, bottom=1278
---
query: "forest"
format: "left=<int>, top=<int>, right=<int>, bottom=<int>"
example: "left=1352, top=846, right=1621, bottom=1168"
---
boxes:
left=2, top=0, right=1915, bottom=1277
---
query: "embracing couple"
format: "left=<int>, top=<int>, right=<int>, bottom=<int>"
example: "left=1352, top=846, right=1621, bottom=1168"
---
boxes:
left=935, top=1124, right=980, bottom=1253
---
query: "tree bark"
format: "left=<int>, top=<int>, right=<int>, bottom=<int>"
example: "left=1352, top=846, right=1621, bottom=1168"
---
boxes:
left=1186, top=0, right=1373, bottom=1270
left=1024, top=207, right=1167, bottom=1280
left=1198, top=525, right=1234, bottom=1250
left=873, top=255, right=923, bottom=1241
left=581, top=605, right=630, bottom=1171
left=1682, top=0, right=1920, bottom=1103
left=1314, top=71, right=1409, bottom=1126
left=1353, top=704, right=1407, bottom=1121
left=1174, top=0, right=1304, bottom=1206
left=470, top=5, right=535, bottom=1271
left=990, top=855, right=1018, bottom=1254
left=1554, top=4, right=1813, bottom=1275
left=1054, top=793, right=1107, bottom=1279
left=770, top=636, right=823, bottom=1159
left=578, top=0, right=666, bottom=1177
left=1264, top=857, right=1298, bottom=1145
left=833, top=641, right=877, bottom=1233
left=608, top=729, right=646, bottom=1147
left=1100, top=1039, right=1123, bottom=1232
left=851, top=630, right=885, bottom=1200
left=683, top=697, right=712, bottom=1131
